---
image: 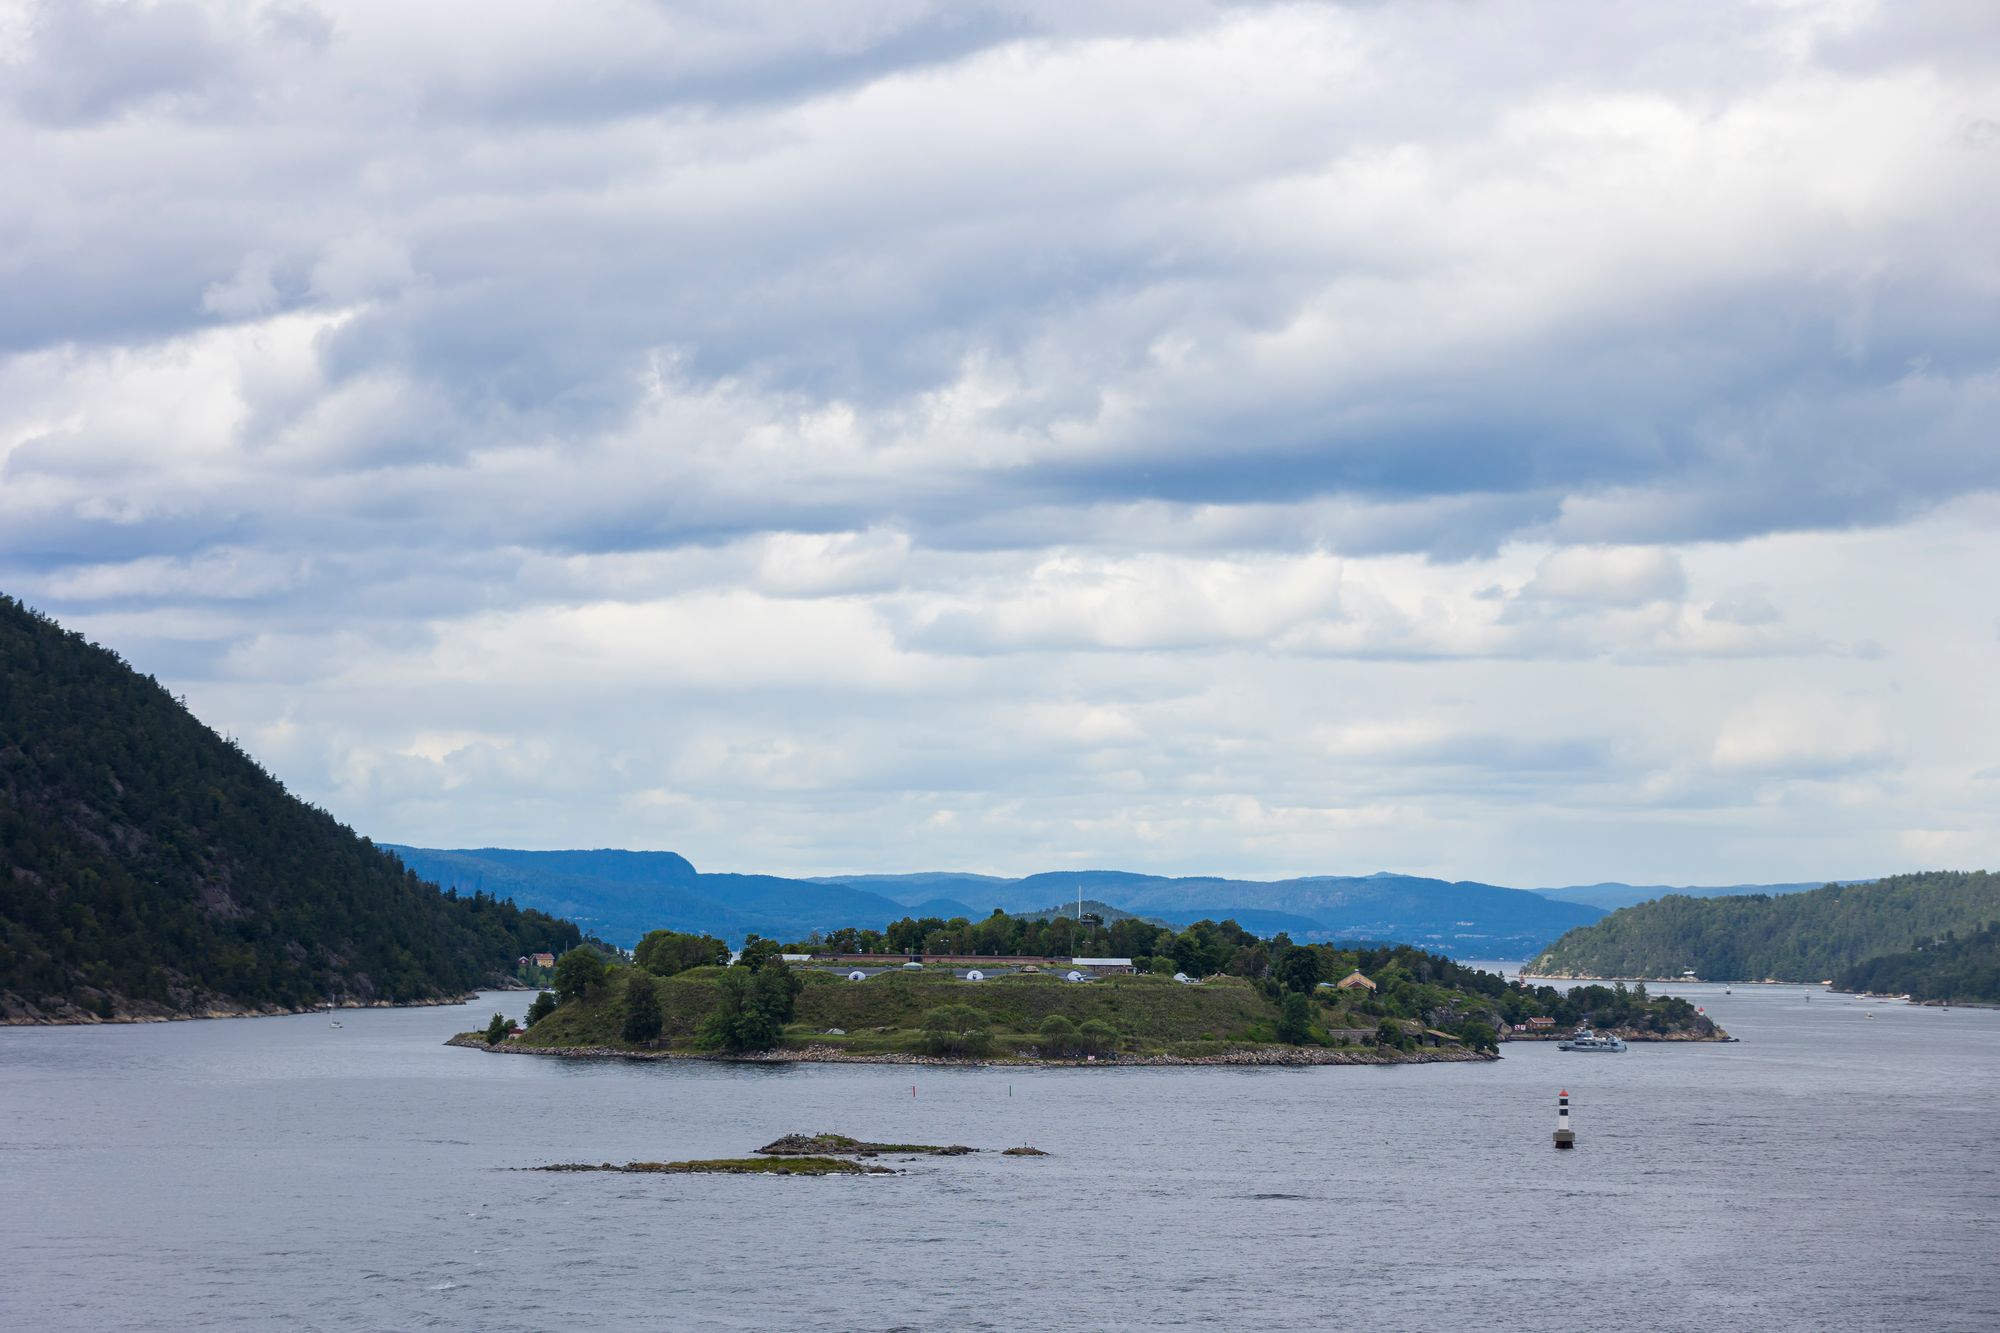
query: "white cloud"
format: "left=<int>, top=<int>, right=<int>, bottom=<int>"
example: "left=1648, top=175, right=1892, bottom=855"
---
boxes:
left=43, top=547, right=305, bottom=601
left=1711, top=692, right=1898, bottom=776
left=1523, top=547, right=1687, bottom=607
left=2, top=0, right=1997, bottom=885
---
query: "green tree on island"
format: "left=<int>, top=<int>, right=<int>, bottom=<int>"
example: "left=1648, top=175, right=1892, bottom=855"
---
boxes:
left=1274, top=946, right=1322, bottom=994
left=525, top=990, right=557, bottom=1027
left=622, top=973, right=663, bottom=1043
left=1037, top=1014, right=1079, bottom=1056
left=553, top=947, right=606, bottom=1004
left=633, top=929, right=729, bottom=978
left=1077, top=1018, right=1120, bottom=1055
left=921, top=1004, right=993, bottom=1056
left=736, top=935, right=784, bottom=972
left=1276, top=991, right=1315, bottom=1044
left=699, top=961, right=803, bottom=1052
left=483, top=1012, right=511, bottom=1044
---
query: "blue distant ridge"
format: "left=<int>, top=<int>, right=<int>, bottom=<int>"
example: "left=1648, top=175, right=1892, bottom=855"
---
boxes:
left=383, top=847, right=913, bottom=947
left=387, top=846, right=1861, bottom=953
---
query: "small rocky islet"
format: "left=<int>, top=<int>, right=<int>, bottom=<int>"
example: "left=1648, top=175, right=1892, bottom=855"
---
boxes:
left=529, top=1132, right=1047, bottom=1176
left=754, top=1132, right=976, bottom=1157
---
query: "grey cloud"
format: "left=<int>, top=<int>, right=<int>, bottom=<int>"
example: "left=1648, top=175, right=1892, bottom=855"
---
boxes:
left=1704, top=592, right=1780, bottom=628
left=5, top=0, right=2000, bottom=882
left=417, top=7, right=1035, bottom=124
left=8, top=0, right=233, bottom=126
left=5, top=0, right=1995, bottom=563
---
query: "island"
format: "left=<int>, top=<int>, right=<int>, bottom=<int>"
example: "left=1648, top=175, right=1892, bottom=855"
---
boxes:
left=529, top=1132, right=1043, bottom=1177
left=452, top=921, right=1726, bottom=1065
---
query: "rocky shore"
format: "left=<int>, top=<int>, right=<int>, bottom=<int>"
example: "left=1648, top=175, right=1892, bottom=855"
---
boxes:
left=445, top=1033, right=1499, bottom=1067
left=1502, top=1027, right=1729, bottom=1043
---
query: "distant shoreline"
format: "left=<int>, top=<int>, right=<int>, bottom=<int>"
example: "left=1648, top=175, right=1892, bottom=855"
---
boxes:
left=0, top=991, right=489, bottom=1028
left=1520, top=973, right=1826, bottom=986
left=444, top=1033, right=1500, bottom=1068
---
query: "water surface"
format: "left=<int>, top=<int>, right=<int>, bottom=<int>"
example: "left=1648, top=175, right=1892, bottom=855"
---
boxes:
left=4, top=982, right=1995, bottom=1331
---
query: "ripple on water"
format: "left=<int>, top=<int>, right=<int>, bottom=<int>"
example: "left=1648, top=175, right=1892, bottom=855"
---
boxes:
left=5, top=987, right=2000, bottom=1331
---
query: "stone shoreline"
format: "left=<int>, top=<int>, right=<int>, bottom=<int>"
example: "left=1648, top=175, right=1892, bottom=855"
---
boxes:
left=1522, top=972, right=1816, bottom=987
left=1502, top=1028, right=1730, bottom=1043
left=445, top=1033, right=1500, bottom=1067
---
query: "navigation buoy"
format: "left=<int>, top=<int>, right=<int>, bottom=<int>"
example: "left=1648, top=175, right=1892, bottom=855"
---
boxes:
left=1554, top=1089, right=1575, bottom=1150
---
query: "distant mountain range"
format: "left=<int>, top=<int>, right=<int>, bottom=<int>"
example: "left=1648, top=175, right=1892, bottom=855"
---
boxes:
left=1531, top=880, right=1855, bottom=912
left=381, top=847, right=928, bottom=949
left=824, top=868, right=1612, bottom=953
left=386, top=850, right=1602, bottom=950
left=382, top=848, right=1855, bottom=956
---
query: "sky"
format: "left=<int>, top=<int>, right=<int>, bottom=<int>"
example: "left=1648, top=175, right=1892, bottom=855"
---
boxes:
left=3, top=0, right=1998, bottom=886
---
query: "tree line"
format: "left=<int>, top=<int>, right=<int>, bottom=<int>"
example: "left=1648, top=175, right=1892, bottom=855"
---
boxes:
left=508, top=914, right=1714, bottom=1055
left=1529, top=871, right=2000, bottom=984
left=1835, top=921, right=2000, bottom=1004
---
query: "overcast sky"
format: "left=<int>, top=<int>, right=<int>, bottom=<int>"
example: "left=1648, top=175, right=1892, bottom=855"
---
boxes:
left=4, top=0, right=1998, bottom=885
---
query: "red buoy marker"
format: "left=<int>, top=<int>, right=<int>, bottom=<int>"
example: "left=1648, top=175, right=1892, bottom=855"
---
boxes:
left=1554, top=1089, right=1575, bottom=1149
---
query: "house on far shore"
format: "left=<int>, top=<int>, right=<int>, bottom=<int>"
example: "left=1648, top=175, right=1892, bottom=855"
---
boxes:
left=1335, top=970, right=1377, bottom=992
left=528, top=952, right=556, bottom=969
left=1069, top=957, right=1136, bottom=975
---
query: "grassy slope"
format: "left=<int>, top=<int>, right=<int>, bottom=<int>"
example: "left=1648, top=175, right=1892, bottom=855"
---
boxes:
left=519, top=966, right=1304, bottom=1055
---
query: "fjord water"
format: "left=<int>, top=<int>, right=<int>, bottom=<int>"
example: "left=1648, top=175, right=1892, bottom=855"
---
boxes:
left=5, top=984, right=1997, bottom=1332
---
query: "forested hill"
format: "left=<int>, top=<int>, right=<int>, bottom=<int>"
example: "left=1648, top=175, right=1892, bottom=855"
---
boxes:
left=1526, top=871, right=2000, bottom=984
left=0, top=596, right=578, bottom=1023
left=1835, top=922, right=2000, bottom=1004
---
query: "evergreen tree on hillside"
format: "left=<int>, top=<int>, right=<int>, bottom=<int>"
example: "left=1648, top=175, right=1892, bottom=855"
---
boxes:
left=0, top=595, right=580, bottom=1022
left=622, top=973, right=663, bottom=1043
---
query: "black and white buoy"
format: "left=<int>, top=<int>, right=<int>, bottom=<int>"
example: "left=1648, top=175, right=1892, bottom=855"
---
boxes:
left=1554, top=1089, right=1575, bottom=1149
